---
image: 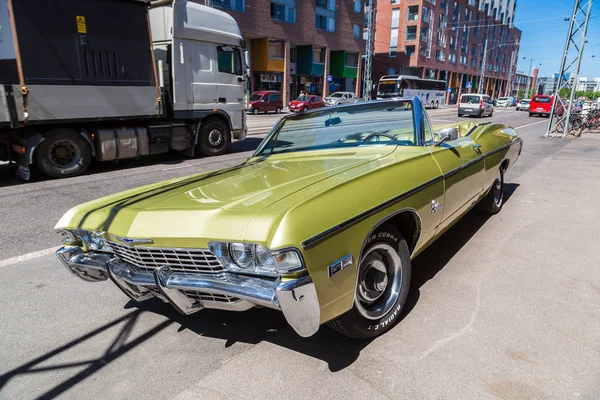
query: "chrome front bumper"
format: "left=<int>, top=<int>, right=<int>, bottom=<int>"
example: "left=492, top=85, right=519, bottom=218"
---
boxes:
left=56, top=246, right=320, bottom=337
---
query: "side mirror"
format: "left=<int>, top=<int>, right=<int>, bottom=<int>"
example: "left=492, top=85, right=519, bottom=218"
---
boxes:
left=435, top=127, right=459, bottom=146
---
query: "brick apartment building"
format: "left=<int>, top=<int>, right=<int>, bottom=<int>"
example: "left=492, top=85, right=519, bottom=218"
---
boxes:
left=372, top=0, right=522, bottom=103
left=196, top=0, right=365, bottom=103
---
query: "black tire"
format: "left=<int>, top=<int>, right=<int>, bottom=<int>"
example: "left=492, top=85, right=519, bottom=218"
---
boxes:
left=303, top=107, right=308, bottom=112
left=529, top=112, right=533, bottom=117
left=252, top=108, right=259, bottom=115
left=479, top=110, right=484, bottom=118
left=476, top=167, right=504, bottom=214
left=489, top=109, right=494, bottom=117
left=326, top=225, right=412, bottom=339
left=197, top=118, right=231, bottom=157
left=275, top=107, right=281, bottom=114
left=458, top=113, right=463, bottom=117
left=34, top=128, right=91, bottom=179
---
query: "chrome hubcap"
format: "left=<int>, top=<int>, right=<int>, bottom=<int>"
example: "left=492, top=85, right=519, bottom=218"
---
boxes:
left=493, top=172, right=503, bottom=205
left=356, top=243, right=402, bottom=320
left=208, top=129, right=223, bottom=147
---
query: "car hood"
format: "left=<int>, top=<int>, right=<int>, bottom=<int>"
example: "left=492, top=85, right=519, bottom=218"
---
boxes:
left=56, top=148, right=396, bottom=243
left=289, top=100, right=305, bottom=105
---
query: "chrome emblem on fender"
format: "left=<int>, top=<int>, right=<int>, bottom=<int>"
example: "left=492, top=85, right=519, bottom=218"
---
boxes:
left=328, top=254, right=353, bottom=278
left=114, top=236, right=154, bottom=245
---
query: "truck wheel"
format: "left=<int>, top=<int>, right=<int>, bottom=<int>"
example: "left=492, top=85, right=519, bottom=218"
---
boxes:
left=326, top=225, right=411, bottom=339
left=34, top=129, right=91, bottom=178
left=197, top=118, right=231, bottom=157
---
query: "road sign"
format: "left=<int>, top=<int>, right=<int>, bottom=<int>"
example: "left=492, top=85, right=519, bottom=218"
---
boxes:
left=76, top=15, right=87, bottom=34
left=447, top=88, right=452, bottom=92
left=327, top=75, right=333, bottom=82
left=466, top=81, right=473, bottom=89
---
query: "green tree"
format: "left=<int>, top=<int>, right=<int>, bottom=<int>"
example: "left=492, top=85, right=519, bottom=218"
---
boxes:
left=559, top=88, right=571, bottom=98
left=517, top=89, right=526, bottom=99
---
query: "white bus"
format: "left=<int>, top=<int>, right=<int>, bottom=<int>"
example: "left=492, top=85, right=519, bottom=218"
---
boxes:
left=376, top=75, right=447, bottom=109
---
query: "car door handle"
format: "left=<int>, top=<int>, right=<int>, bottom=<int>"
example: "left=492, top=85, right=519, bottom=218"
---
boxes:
left=472, top=144, right=482, bottom=154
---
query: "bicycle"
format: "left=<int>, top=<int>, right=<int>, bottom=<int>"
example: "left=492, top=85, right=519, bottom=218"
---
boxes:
left=575, top=109, right=600, bottom=137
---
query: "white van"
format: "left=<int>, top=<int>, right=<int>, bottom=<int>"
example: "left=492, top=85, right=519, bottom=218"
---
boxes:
left=458, top=94, right=494, bottom=118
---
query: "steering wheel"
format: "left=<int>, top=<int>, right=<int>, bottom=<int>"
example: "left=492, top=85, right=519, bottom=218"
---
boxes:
left=363, top=132, right=396, bottom=142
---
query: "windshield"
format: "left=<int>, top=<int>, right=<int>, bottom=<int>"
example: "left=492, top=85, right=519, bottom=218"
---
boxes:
left=520, top=100, right=530, bottom=104
left=330, top=93, right=343, bottom=98
left=256, top=101, right=416, bottom=156
left=296, top=96, right=310, bottom=102
left=249, top=93, right=263, bottom=101
left=499, top=97, right=510, bottom=101
left=377, top=82, right=401, bottom=98
left=461, top=95, right=481, bottom=104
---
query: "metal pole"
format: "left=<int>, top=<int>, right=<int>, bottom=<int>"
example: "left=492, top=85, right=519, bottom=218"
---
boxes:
left=525, top=58, right=533, bottom=99
left=362, top=0, right=374, bottom=100
left=505, top=50, right=517, bottom=97
left=545, top=0, right=594, bottom=138
left=479, top=38, right=488, bottom=94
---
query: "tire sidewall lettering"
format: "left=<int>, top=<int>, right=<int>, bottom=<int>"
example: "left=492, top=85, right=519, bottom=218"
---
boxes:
left=367, top=303, right=403, bottom=331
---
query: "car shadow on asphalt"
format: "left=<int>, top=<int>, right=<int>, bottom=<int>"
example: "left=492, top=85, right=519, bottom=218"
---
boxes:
left=0, top=184, right=520, bottom=396
left=0, top=138, right=264, bottom=188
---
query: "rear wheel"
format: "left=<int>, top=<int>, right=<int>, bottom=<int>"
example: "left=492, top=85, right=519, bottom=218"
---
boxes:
left=529, top=112, right=533, bottom=117
left=458, top=113, right=463, bottom=117
left=197, top=118, right=231, bottom=157
left=252, top=108, right=259, bottom=115
left=326, top=225, right=411, bottom=339
left=303, top=107, right=308, bottom=112
left=275, top=107, right=281, bottom=114
left=477, top=168, right=504, bottom=214
left=34, top=128, right=91, bottom=178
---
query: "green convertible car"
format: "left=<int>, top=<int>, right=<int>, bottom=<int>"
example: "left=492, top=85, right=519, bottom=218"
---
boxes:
left=55, top=98, right=522, bottom=339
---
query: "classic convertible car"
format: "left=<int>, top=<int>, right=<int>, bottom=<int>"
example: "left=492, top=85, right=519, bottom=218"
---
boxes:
left=55, top=98, right=522, bottom=339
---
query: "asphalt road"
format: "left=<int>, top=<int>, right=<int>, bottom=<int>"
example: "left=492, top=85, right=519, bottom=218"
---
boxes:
left=2, top=108, right=599, bottom=399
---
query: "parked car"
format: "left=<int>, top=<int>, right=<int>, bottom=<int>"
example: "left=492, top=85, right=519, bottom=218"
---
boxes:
left=288, top=95, right=325, bottom=112
left=55, top=98, right=522, bottom=339
left=529, top=95, right=563, bottom=117
left=458, top=94, right=494, bottom=118
left=497, top=97, right=511, bottom=107
left=324, top=91, right=362, bottom=106
left=247, top=91, right=283, bottom=115
left=516, top=99, right=531, bottom=111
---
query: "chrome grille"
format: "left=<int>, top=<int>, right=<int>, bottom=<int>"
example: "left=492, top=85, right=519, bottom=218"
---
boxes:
left=183, top=290, right=240, bottom=303
left=106, top=241, right=225, bottom=274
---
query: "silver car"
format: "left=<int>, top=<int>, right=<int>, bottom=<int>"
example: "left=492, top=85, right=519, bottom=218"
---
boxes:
left=516, top=99, right=530, bottom=111
left=324, top=91, right=361, bottom=106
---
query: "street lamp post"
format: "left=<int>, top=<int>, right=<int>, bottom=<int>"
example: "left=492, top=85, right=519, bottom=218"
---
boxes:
left=524, top=57, right=533, bottom=99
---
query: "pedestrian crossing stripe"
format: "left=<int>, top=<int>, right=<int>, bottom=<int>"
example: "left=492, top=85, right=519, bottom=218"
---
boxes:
left=76, top=15, right=87, bottom=34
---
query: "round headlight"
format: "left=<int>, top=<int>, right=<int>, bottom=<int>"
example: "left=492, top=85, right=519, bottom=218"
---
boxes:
left=229, top=243, right=254, bottom=269
left=255, top=245, right=277, bottom=273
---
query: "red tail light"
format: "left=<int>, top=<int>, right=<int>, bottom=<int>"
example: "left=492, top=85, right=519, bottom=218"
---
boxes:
left=480, top=100, right=483, bottom=109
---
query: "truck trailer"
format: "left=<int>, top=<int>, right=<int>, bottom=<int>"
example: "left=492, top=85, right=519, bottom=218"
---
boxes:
left=0, top=0, right=248, bottom=180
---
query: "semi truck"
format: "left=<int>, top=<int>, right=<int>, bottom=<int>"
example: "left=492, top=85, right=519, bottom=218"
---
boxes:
left=0, top=0, right=248, bottom=180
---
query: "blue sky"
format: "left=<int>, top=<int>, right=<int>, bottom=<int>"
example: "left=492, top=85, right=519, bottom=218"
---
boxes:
left=514, top=0, right=599, bottom=78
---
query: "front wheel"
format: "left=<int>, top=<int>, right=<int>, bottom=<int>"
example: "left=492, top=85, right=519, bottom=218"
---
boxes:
left=303, top=107, right=308, bottom=112
left=197, top=118, right=231, bottom=157
left=275, top=107, right=281, bottom=114
left=326, top=225, right=411, bottom=339
left=476, top=168, right=504, bottom=214
left=34, top=128, right=92, bottom=178
left=252, top=108, right=259, bottom=115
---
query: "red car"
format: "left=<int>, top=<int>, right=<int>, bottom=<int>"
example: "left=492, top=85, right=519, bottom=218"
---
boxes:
left=247, top=91, right=283, bottom=114
left=288, top=95, right=325, bottom=112
left=529, top=95, right=564, bottom=117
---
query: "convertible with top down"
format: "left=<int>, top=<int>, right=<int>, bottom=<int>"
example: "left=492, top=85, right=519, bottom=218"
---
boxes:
left=55, top=98, right=522, bottom=339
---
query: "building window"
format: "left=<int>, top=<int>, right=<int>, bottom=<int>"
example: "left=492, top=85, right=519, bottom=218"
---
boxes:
left=345, top=52, right=358, bottom=67
left=271, top=1, right=296, bottom=23
left=388, top=67, right=396, bottom=75
left=389, top=47, right=397, bottom=57
left=316, top=0, right=336, bottom=11
left=316, top=14, right=335, bottom=32
left=420, top=27, right=428, bottom=42
left=313, top=47, right=326, bottom=64
left=390, top=26, right=398, bottom=54
left=423, top=6, right=429, bottom=23
left=405, top=45, right=415, bottom=56
left=290, top=47, right=297, bottom=63
left=471, top=58, right=477, bottom=67
left=419, top=46, right=426, bottom=57
left=353, top=24, right=361, bottom=38
left=217, top=46, right=242, bottom=75
left=268, top=40, right=284, bottom=59
left=436, top=49, right=445, bottom=61
left=408, top=5, right=419, bottom=21
left=391, top=8, right=400, bottom=28
left=213, top=0, right=245, bottom=12
left=354, top=0, right=361, bottom=13
left=406, top=26, right=417, bottom=40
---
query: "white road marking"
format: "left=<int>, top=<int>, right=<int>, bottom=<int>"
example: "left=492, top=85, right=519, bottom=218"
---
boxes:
left=515, top=120, right=548, bottom=130
left=0, top=246, right=60, bottom=268
left=431, top=119, right=456, bottom=123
